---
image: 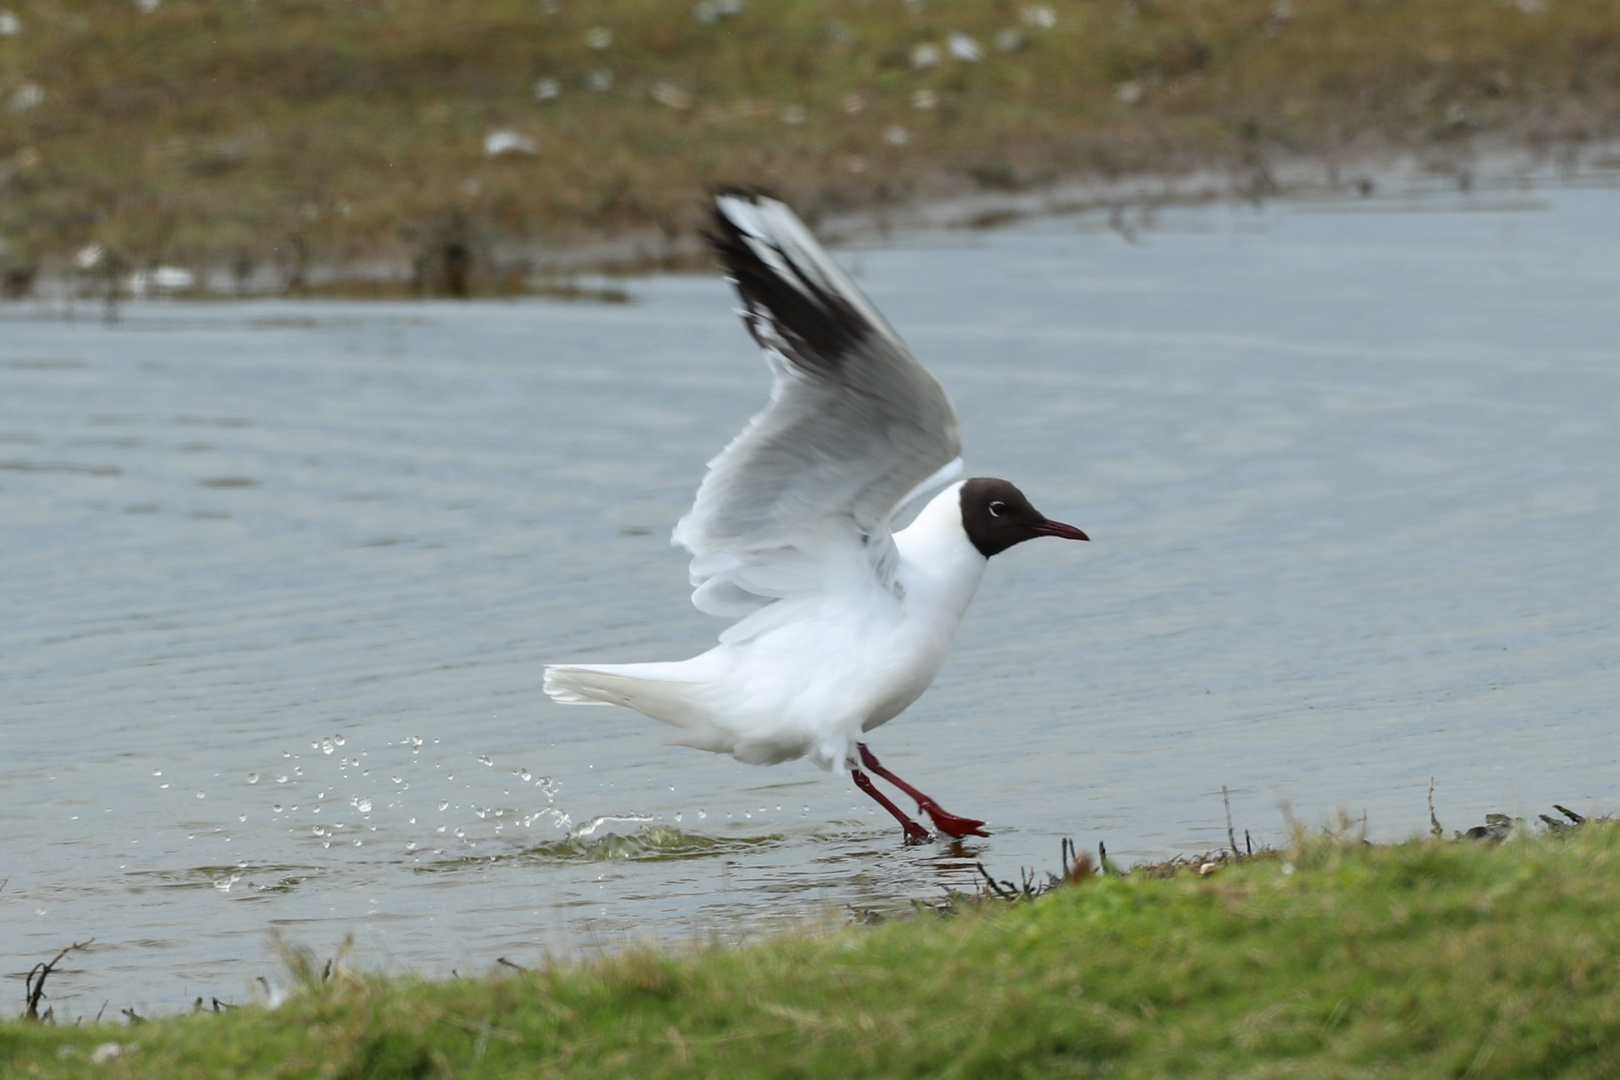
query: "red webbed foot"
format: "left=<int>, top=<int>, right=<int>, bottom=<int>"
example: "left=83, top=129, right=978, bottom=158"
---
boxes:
left=917, top=801, right=989, bottom=839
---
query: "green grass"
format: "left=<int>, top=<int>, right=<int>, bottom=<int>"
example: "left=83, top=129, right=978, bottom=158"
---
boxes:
left=6, top=823, right=1620, bottom=1078
left=0, top=0, right=1617, bottom=284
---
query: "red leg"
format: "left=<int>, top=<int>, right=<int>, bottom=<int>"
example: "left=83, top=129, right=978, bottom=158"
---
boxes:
left=851, top=767, right=931, bottom=842
left=857, top=743, right=989, bottom=839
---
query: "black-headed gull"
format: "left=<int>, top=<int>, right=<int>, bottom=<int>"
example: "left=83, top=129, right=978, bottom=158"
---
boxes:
left=544, top=190, right=1088, bottom=842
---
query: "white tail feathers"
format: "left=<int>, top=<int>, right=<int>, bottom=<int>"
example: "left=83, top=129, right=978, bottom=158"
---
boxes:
left=543, top=661, right=753, bottom=757
left=540, top=666, right=617, bottom=706
left=543, top=662, right=708, bottom=728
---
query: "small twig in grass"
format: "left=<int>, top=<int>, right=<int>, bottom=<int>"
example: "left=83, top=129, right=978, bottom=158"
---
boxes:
left=95, top=1000, right=108, bottom=1023
left=1428, top=777, right=1444, bottom=839
left=24, top=938, right=94, bottom=1022
left=496, top=957, right=528, bottom=972
left=976, top=862, right=1014, bottom=899
left=1222, top=786, right=1239, bottom=856
left=1245, top=829, right=1253, bottom=856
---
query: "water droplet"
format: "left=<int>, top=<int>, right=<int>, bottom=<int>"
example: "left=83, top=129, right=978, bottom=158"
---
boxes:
left=439, top=800, right=449, bottom=811
left=353, top=839, right=363, bottom=847
left=320, top=738, right=335, bottom=755
left=312, top=825, right=326, bottom=836
left=392, top=776, right=403, bottom=785
left=475, top=807, right=487, bottom=820
left=355, top=798, right=372, bottom=813
left=238, top=814, right=247, bottom=823
left=159, top=783, right=170, bottom=789
left=197, top=791, right=206, bottom=799
left=294, top=767, right=304, bottom=776
left=153, top=769, right=162, bottom=777
left=333, top=734, right=346, bottom=746
left=276, top=774, right=288, bottom=783
left=272, top=804, right=283, bottom=813
left=408, top=817, right=416, bottom=825
left=247, top=772, right=260, bottom=784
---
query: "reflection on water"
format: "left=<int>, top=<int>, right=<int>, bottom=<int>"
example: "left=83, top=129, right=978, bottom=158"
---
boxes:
left=2, top=177, right=1618, bottom=1014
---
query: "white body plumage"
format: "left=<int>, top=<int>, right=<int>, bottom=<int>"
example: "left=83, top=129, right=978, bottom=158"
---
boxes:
left=543, top=480, right=986, bottom=770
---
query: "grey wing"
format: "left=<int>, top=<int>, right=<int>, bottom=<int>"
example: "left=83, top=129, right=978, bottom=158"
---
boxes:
left=673, top=191, right=963, bottom=623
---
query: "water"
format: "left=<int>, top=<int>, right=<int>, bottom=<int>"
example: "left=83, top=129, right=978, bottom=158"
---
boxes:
left=4, top=179, right=1618, bottom=1015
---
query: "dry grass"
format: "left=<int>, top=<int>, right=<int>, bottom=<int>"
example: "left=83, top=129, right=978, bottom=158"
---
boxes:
left=0, top=0, right=1617, bottom=286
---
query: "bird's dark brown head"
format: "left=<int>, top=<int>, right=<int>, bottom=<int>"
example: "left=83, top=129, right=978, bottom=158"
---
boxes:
left=959, top=477, right=1089, bottom=558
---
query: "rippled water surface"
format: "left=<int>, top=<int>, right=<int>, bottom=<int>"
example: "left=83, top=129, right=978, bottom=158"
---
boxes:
left=5, top=180, right=1619, bottom=1014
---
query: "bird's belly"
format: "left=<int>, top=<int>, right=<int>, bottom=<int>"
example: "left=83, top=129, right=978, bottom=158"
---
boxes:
left=719, top=608, right=954, bottom=744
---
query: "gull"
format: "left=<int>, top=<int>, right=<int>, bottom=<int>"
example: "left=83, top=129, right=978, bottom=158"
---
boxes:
left=544, top=190, right=1088, bottom=841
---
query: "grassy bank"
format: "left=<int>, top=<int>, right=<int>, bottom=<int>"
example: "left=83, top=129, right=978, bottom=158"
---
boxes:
left=0, top=0, right=1617, bottom=289
left=5, top=822, right=1619, bottom=1077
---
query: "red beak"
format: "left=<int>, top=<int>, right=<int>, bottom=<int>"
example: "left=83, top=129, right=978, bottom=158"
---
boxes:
left=1033, top=519, right=1089, bottom=542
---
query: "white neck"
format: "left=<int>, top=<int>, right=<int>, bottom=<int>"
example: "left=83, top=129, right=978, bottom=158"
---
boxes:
left=893, top=481, right=988, bottom=620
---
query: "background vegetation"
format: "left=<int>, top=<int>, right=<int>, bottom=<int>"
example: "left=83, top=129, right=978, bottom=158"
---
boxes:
left=0, top=0, right=1617, bottom=287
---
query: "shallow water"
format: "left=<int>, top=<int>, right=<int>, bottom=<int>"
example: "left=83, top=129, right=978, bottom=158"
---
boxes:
left=4, top=179, right=1618, bottom=1015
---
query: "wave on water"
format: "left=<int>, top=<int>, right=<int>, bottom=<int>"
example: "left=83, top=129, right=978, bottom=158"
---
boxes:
left=415, top=816, right=785, bottom=869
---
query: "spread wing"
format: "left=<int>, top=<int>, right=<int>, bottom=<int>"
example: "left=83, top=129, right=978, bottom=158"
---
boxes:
left=673, top=190, right=962, bottom=636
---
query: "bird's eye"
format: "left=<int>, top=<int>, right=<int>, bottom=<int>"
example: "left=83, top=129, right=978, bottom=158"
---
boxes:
left=988, top=500, right=1006, bottom=518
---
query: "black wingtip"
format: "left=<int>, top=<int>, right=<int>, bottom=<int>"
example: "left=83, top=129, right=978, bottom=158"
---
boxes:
left=702, top=186, right=775, bottom=271
left=700, top=188, right=866, bottom=371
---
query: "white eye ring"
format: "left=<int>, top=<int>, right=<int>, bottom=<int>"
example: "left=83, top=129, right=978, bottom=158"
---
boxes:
left=988, top=500, right=1006, bottom=518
